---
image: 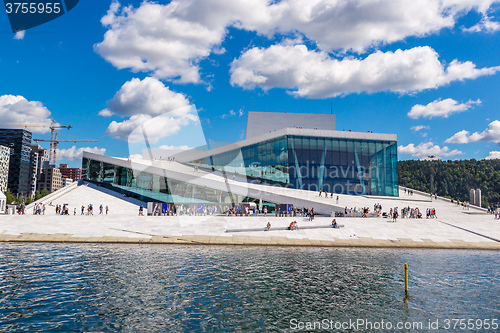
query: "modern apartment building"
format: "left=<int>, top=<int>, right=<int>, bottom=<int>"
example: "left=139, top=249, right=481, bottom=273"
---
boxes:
left=0, top=145, right=10, bottom=193
left=59, top=163, right=82, bottom=182
left=37, top=165, right=63, bottom=193
left=0, top=129, right=32, bottom=197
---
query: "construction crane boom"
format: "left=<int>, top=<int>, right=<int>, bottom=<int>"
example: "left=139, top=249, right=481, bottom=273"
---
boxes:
left=6, top=119, right=72, bottom=130
left=33, top=133, right=98, bottom=165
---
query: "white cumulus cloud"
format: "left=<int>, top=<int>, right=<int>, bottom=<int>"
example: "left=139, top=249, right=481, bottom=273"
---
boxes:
left=398, top=142, right=464, bottom=159
left=101, top=77, right=190, bottom=117
left=445, top=120, right=500, bottom=144
left=95, top=0, right=236, bottom=83
left=463, top=15, right=500, bottom=32
left=241, top=0, right=469, bottom=52
left=411, top=125, right=430, bottom=132
left=57, top=146, right=106, bottom=161
left=485, top=151, right=500, bottom=159
left=408, top=98, right=481, bottom=119
left=101, top=78, right=196, bottom=143
left=0, top=95, right=54, bottom=134
left=230, top=45, right=500, bottom=98
left=106, top=112, right=199, bottom=143
left=98, top=109, right=114, bottom=117
left=220, top=109, right=244, bottom=119
left=95, top=0, right=500, bottom=83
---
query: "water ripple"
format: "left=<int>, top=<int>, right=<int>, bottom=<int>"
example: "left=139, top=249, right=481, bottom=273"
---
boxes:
left=0, top=244, right=498, bottom=332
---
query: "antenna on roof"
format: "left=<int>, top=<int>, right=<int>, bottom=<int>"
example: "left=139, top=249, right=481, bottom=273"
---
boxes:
left=331, top=101, right=333, bottom=115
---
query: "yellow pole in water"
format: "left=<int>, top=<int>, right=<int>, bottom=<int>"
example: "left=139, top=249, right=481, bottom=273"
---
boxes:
left=404, top=263, right=409, bottom=294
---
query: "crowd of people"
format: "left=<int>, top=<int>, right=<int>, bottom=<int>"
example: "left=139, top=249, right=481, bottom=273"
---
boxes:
left=20, top=185, right=494, bottom=222
left=318, top=190, right=340, bottom=204
left=137, top=204, right=319, bottom=218
left=344, top=206, right=372, bottom=217
left=304, top=207, right=315, bottom=221
left=14, top=203, right=25, bottom=215
left=425, top=208, right=437, bottom=219
left=266, top=218, right=343, bottom=232
left=400, top=206, right=422, bottom=219
left=27, top=203, right=110, bottom=216
left=33, top=203, right=45, bottom=215
left=457, top=200, right=471, bottom=209
left=403, top=188, right=414, bottom=195
left=387, top=206, right=436, bottom=221
left=487, top=206, right=499, bottom=219
left=389, top=207, right=398, bottom=222
left=55, top=204, right=70, bottom=215
left=145, top=203, right=223, bottom=216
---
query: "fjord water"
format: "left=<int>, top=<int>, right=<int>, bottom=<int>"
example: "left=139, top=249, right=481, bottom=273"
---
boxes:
left=0, top=244, right=498, bottom=332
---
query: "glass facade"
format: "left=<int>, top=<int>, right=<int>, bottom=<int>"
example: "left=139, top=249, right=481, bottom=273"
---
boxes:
left=191, top=136, right=289, bottom=186
left=191, top=135, right=398, bottom=196
left=82, top=157, right=265, bottom=207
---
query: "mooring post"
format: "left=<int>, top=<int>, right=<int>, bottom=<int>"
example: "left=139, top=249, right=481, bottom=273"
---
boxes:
left=404, top=263, right=409, bottom=294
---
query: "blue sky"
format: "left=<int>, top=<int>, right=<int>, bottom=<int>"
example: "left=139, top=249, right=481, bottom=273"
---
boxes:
left=1, top=0, right=500, bottom=166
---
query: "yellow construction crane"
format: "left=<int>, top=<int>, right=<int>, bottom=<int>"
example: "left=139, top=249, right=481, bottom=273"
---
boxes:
left=6, top=119, right=72, bottom=164
left=33, top=133, right=98, bottom=165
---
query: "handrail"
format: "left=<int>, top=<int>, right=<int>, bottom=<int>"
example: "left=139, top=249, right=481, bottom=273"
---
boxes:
left=25, top=180, right=81, bottom=210
left=399, top=186, right=487, bottom=212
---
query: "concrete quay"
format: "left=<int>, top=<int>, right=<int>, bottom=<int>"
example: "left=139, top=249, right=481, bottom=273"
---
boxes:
left=1, top=214, right=499, bottom=250
left=1, top=182, right=499, bottom=249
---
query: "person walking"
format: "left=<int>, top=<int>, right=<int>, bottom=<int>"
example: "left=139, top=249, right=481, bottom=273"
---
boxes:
left=106, top=206, right=109, bottom=215
left=393, top=207, right=398, bottom=222
left=139, top=205, right=144, bottom=216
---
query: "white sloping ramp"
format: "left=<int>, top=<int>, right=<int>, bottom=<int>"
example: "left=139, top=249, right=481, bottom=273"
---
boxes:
left=26, top=181, right=145, bottom=216
left=26, top=180, right=81, bottom=210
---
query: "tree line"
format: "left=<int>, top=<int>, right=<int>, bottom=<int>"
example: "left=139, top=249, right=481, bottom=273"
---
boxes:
left=398, top=159, right=500, bottom=208
left=6, top=188, right=50, bottom=205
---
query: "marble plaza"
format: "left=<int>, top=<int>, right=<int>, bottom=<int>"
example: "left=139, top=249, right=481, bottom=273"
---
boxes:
left=1, top=182, right=499, bottom=250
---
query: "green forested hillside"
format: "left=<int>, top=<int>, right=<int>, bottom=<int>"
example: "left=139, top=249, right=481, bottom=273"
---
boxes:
left=398, top=159, right=500, bottom=208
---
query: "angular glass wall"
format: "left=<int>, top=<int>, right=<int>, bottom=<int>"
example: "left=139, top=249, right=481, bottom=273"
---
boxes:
left=188, top=134, right=398, bottom=197
left=82, top=157, right=263, bottom=205
left=287, top=136, right=398, bottom=196
left=190, top=136, right=289, bottom=187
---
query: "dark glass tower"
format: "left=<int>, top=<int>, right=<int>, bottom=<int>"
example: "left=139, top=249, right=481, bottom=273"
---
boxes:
left=0, top=129, right=32, bottom=197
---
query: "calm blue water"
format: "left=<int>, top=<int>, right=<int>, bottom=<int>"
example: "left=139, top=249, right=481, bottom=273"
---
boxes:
left=0, top=244, right=498, bottom=332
